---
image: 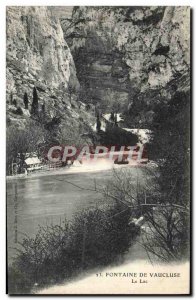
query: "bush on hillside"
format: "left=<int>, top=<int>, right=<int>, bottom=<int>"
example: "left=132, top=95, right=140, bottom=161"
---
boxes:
left=8, top=204, right=140, bottom=294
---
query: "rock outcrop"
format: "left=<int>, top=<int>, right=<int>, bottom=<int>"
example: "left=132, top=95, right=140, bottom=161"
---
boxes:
left=61, top=6, right=190, bottom=114
left=6, top=6, right=190, bottom=128
left=6, top=6, right=80, bottom=127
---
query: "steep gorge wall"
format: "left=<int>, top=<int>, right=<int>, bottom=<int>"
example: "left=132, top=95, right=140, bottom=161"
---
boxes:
left=6, top=6, right=80, bottom=127
left=61, top=6, right=190, bottom=114
left=6, top=6, right=190, bottom=129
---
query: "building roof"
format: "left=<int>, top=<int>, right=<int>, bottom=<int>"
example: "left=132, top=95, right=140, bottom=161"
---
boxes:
left=25, top=157, right=41, bottom=165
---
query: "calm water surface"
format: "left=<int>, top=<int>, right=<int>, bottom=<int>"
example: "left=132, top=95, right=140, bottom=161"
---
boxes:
left=7, top=170, right=113, bottom=262
left=7, top=166, right=148, bottom=263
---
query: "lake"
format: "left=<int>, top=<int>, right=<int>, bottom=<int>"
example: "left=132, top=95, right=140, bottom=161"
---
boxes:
left=7, top=164, right=148, bottom=263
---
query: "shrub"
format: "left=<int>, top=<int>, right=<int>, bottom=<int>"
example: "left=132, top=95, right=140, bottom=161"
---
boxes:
left=15, top=106, right=23, bottom=115
left=8, top=204, right=140, bottom=294
left=31, top=87, right=39, bottom=115
left=101, top=126, right=138, bottom=147
left=23, top=92, right=29, bottom=109
left=13, top=99, right=17, bottom=107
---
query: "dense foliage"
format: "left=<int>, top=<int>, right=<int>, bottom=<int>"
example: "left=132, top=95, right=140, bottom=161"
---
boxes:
left=100, top=125, right=138, bottom=147
left=144, top=90, right=190, bottom=261
left=8, top=204, right=140, bottom=294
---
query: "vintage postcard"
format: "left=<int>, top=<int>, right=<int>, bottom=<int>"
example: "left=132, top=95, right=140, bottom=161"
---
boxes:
left=6, top=6, right=191, bottom=295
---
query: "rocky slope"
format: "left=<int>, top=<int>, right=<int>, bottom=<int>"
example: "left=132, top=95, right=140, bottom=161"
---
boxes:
left=6, top=6, right=190, bottom=129
left=6, top=6, right=93, bottom=129
left=61, top=6, right=190, bottom=120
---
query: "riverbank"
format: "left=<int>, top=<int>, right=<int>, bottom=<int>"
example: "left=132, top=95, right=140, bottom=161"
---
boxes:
left=6, top=158, right=150, bottom=181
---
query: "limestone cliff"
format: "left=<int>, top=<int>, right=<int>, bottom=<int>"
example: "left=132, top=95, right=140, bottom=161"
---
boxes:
left=61, top=6, right=190, bottom=116
left=6, top=6, right=80, bottom=127
left=6, top=6, right=190, bottom=129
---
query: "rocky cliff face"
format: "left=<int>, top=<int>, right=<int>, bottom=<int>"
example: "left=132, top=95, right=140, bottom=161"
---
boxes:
left=6, top=6, right=81, bottom=127
left=6, top=6, right=190, bottom=129
left=61, top=6, right=190, bottom=115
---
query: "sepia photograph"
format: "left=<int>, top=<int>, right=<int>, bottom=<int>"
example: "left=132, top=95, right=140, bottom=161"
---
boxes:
left=6, top=5, right=191, bottom=295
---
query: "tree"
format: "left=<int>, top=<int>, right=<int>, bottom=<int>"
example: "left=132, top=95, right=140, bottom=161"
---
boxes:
left=67, top=82, right=76, bottom=105
left=100, top=166, right=189, bottom=262
left=101, top=126, right=138, bottom=147
left=23, top=92, right=29, bottom=109
left=114, top=113, right=118, bottom=127
left=110, top=112, right=115, bottom=122
left=149, top=91, right=190, bottom=206
left=10, top=92, right=13, bottom=105
left=96, top=114, right=101, bottom=132
left=142, top=204, right=189, bottom=262
left=6, top=121, right=46, bottom=175
left=31, top=87, right=39, bottom=115
left=13, top=99, right=17, bottom=107
left=142, top=90, right=190, bottom=261
left=15, top=106, right=23, bottom=115
left=42, top=103, right=45, bottom=112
